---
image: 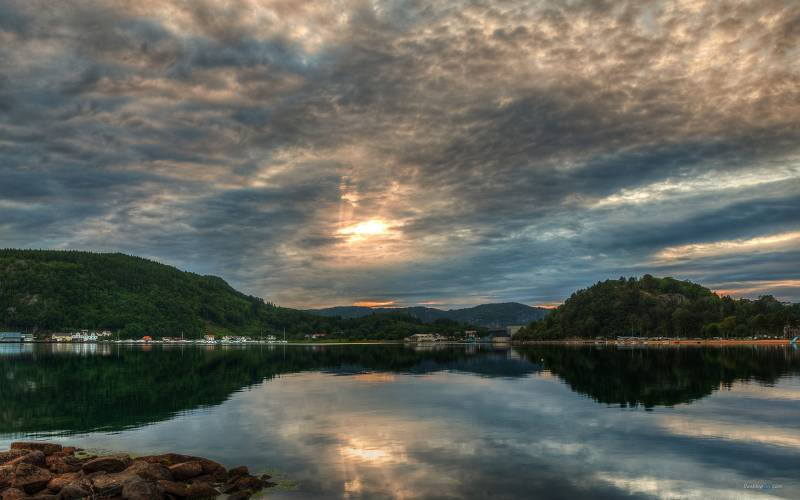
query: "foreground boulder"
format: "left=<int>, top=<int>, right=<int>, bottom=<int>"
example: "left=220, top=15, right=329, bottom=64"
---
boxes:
left=0, top=452, right=28, bottom=467
left=6, top=451, right=45, bottom=468
left=45, top=471, right=80, bottom=492
left=157, top=479, right=188, bottom=497
left=125, top=460, right=173, bottom=482
left=9, top=443, right=62, bottom=456
left=122, top=477, right=165, bottom=500
left=58, top=480, right=91, bottom=499
left=90, top=471, right=136, bottom=496
left=1, top=487, right=26, bottom=500
left=82, top=454, right=132, bottom=474
left=168, top=461, right=203, bottom=481
left=0, top=442, right=276, bottom=499
left=10, top=462, right=52, bottom=494
left=46, top=454, right=83, bottom=474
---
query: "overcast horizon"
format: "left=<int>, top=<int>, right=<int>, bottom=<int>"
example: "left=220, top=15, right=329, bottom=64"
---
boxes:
left=1, top=0, right=799, bottom=309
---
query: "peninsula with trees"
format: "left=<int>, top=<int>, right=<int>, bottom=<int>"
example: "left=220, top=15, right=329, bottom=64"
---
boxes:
left=514, top=275, right=800, bottom=341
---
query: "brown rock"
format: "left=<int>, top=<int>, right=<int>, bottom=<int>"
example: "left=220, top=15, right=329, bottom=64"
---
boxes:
left=90, top=472, right=137, bottom=496
left=227, top=466, right=248, bottom=478
left=140, top=455, right=226, bottom=481
left=185, top=482, right=219, bottom=499
left=168, top=461, right=202, bottom=481
left=7, top=451, right=45, bottom=468
left=122, top=477, right=164, bottom=500
left=138, top=453, right=190, bottom=466
left=124, top=461, right=173, bottom=482
left=45, top=472, right=80, bottom=492
left=197, top=460, right=226, bottom=481
left=187, top=474, right=214, bottom=485
left=11, top=462, right=52, bottom=494
left=0, top=451, right=29, bottom=466
left=62, top=447, right=77, bottom=456
left=28, top=494, right=58, bottom=499
left=83, top=455, right=132, bottom=474
left=45, top=454, right=82, bottom=474
left=1, top=487, right=27, bottom=500
left=157, top=479, right=188, bottom=498
left=0, top=465, right=14, bottom=489
left=59, top=481, right=91, bottom=499
left=232, top=475, right=265, bottom=492
left=83, top=470, right=107, bottom=480
left=10, top=443, right=61, bottom=456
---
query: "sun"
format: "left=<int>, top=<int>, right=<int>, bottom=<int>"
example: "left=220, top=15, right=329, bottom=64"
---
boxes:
left=338, top=219, right=389, bottom=240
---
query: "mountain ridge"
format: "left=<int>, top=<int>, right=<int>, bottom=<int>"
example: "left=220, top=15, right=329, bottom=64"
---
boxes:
left=306, top=302, right=549, bottom=328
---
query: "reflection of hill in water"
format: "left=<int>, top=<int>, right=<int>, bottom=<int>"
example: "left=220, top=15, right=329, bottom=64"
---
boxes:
left=516, top=346, right=800, bottom=408
left=1, top=344, right=799, bottom=435
left=0, top=344, right=540, bottom=435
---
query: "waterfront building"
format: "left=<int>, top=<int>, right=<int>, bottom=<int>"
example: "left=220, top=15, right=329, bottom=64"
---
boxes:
left=72, top=331, right=98, bottom=342
left=405, top=333, right=436, bottom=342
left=0, top=332, right=24, bottom=343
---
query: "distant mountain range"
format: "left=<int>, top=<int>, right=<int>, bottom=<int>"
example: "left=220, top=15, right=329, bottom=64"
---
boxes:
left=306, top=302, right=549, bottom=328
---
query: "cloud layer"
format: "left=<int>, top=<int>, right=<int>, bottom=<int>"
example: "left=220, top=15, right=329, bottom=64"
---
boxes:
left=1, top=0, right=799, bottom=307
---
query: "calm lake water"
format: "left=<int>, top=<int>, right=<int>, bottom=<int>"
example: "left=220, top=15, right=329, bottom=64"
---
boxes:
left=1, top=343, right=798, bottom=499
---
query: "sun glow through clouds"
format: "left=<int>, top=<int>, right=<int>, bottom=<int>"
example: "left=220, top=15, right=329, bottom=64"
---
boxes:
left=338, top=220, right=389, bottom=241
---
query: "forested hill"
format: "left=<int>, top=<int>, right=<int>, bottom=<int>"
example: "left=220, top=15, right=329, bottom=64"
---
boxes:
left=307, top=302, right=548, bottom=327
left=0, top=249, right=466, bottom=339
left=515, top=275, right=800, bottom=340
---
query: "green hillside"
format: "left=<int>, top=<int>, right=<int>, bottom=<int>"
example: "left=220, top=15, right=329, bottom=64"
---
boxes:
left=308, top=302, right=548, bottom=327
left=515, top=275, right=800, bottom=340
left=0, top=249, right=464, bottom=339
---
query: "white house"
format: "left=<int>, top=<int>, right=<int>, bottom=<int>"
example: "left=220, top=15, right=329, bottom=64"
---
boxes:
left=405, top=333, right=436, bottom=343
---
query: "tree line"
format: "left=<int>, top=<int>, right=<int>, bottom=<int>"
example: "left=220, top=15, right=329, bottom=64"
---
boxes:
left=515, top=275, right=800, bottom=340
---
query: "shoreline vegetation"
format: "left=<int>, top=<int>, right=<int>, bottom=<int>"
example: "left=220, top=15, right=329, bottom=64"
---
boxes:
left=0, top=441, right=275, bottom=499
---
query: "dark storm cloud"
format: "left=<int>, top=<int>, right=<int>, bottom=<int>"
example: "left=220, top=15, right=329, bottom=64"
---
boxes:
left=1, top=0, right=799, bottom=306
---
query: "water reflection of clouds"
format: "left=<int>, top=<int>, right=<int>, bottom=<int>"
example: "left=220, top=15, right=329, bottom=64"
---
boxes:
left=230, top=371, right=800, bottom=499
left=660, top=416, right=800, bottom=450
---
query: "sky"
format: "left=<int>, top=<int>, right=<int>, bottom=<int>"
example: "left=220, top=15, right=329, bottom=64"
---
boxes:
left=1, top=0, right=799, bottom=309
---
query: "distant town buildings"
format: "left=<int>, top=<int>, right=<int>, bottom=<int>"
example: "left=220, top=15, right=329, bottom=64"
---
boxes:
left=0, top=332, right=32, bottom=342
left=221, top=335, right=252, bottom=343
left=784, top=325, right=800, bottom=338
left=405, top=333, right=437, bottom=342
left=72, top=330, right=98, bottom=342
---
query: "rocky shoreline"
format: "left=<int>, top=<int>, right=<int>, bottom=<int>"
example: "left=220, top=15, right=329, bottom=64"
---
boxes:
left=0, top=442, right=276, bottom=499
